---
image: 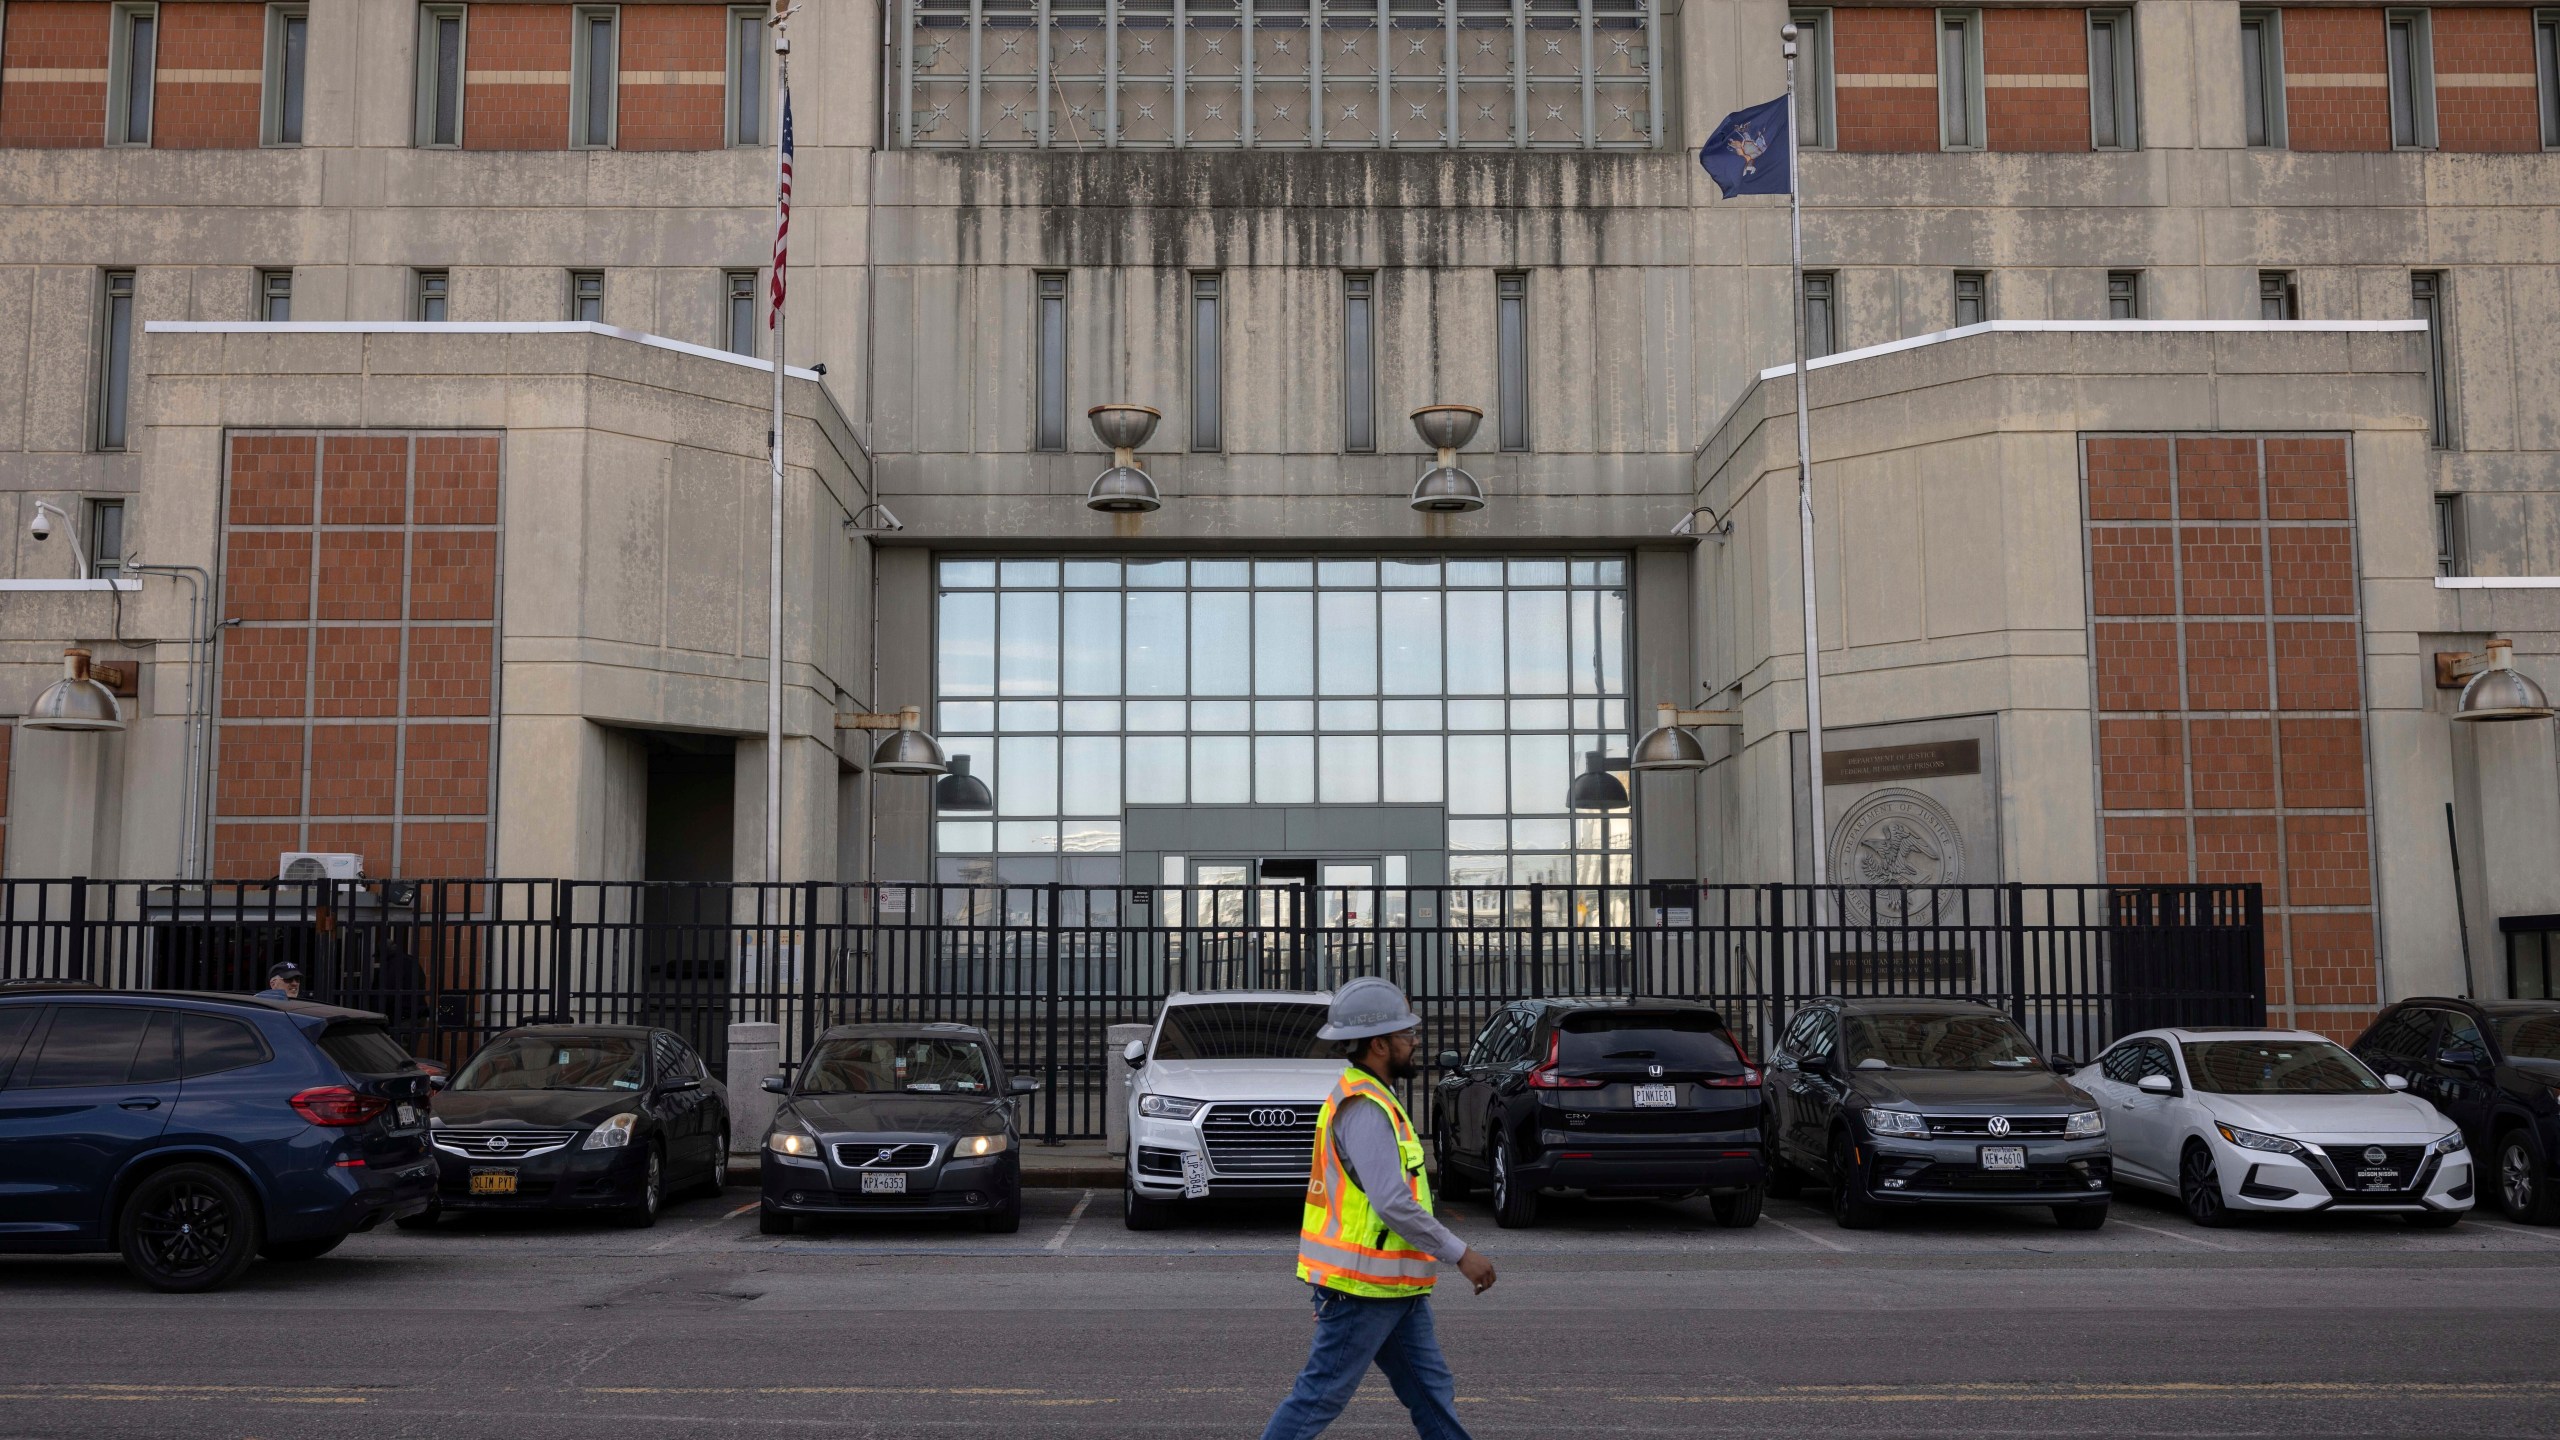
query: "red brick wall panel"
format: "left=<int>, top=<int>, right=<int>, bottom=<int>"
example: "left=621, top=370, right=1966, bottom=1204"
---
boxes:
left=463, top=4, right=573, bottom=150
left=2183, top=622, right=2270, bottom=711
left=415, top=437, right=501, bottom=524
left=213, top=822, right=301, bottom=879
left=2104, top=817, right=2190, bottom=884
left=408, top=628, right=494, bottom=717
left=1983, top=8, right=2091, bottom=154
left=317, top=532, right=407, bottom=621
left=2189, top=717, right=2278, bottom=810
left=2278, top=716, right=2367, bottom=808
left=322, top=436, right=411, bottom=524
left=223, top=530, right=312, bottom=622
left=2289, top=913, right=2379, bottom=1007
left=2085, top=437, right=2172, bottom=520
left=220, top=628, right=309, bottom=717
left=2094, top=622, right=2180, bottom=710
left=2193, top=814, right=2283, bottom=893
left=315, top=629, right=403, bottom=717
left=152, top=2, right=266, bottom=150
left=402, top=822, right=492, bottom=877
left=2432, top=8, right=2542, bottom=153
left=2268, top=527, right=2356, bottom=615
left=0, top=2, right=111, bottom=148
left=2090, top=527, right=2177, bottom=615
left=2176, top=438, right=2262, bottom=520
left=2179, top=530, right=2267, bottom=615
left=229, top=435, right=318, bottom=524
left=411, top=532, right=498, bottom=621
left=2282, top=8, right=2391, bottom=152
left=1832, top=8, right=1941, bottom=152
left=2264, top=438, right=2352, bottom=521
left=404, top=725, right=492, bottom=816
left=214, top=725, right=303, bottom=816
left=305, top=822, right=396, bottom=870
left=617, top=4, right=728, bottom=151
left=2099, top=718, right=2185, bottom=809
left=309, top=725, right=400, bottom=816
left=2273, top=622, right=2363, bottom=710
left=2285, top=815, right=2373, bottom=905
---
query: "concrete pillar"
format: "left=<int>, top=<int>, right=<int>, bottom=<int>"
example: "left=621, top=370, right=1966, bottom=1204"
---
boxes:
left=727, top=1020, right=784, bottom=1155
left=2471, top=719, right=2560, bottom=993
left=1103, top=1021, right=1150, bottom=1157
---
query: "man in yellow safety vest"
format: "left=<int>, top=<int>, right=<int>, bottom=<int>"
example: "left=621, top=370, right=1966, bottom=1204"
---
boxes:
left=1260, top=977, right=1498, bottom=1440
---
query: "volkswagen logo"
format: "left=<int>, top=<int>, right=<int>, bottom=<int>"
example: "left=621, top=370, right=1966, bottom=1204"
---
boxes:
left=1987, top=1116, right=2012, bottom=1138
left=2364, top=1146, right=2388, bottom=1165
left=1248, top=1109, right=1298, bottom=1128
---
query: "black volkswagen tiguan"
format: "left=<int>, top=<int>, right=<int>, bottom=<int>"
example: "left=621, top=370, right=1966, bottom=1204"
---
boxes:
left=1434, top=999, right=1767, bottom=1228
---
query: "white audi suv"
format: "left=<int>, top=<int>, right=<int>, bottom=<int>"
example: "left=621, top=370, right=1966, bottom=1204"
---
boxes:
left=1122, top=990, right=1340, bottom=1229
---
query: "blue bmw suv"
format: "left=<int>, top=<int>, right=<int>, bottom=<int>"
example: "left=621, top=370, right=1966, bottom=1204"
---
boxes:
left=0, top=985, right=437, bottom=1291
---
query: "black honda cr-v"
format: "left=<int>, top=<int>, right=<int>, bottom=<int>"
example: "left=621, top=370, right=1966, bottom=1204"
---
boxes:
left=1433, top=999, right=1766, bottom=1229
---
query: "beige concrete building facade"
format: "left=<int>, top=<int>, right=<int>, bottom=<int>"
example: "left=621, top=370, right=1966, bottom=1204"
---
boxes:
left=3, top=1, right=2559, bottom=1033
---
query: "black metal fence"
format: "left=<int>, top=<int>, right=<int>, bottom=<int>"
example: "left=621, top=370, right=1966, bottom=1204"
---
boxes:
left=0, top=877, right=2263, bottom=1140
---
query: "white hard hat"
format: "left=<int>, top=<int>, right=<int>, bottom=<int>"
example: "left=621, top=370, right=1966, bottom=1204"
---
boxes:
left=1317, top=976, right=1422, bottom=1041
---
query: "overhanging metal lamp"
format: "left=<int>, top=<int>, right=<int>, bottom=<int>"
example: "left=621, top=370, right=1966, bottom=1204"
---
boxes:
left=1408, top=404, right=1486, bottom=514
left=2439, top=638, right=2556, bottom=723
left=934, top=754, right=993, bottom=811
left=1629, top=702, right=1742, bottom=773
left=1566, top=751, right=1630, bottom=811
left=1085, top=403, right=1163, bottom=514
left=836, top=704, right=950, bottom=775
left=25, top=648, right=124, bottom=733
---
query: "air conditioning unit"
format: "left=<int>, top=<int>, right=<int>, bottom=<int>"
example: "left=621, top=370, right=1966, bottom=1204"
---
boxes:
left=278, top=852, right=363, bottom=882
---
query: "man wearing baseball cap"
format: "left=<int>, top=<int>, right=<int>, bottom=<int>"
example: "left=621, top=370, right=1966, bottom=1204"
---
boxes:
left=1260, top=976, right=1496, bottom=1440
left=255, top=962, right=304, bottom=1001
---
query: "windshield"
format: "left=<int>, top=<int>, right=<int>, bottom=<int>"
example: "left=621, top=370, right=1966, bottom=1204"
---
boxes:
left=2495, top=1014, right=2560, bottom=1062
left=1556, top=1013, right=1745, bottom=1075
left=453, top=1035, right=645, bottom=1092
left=1152, top=1002, right=1332, bottom=1061
left=799, top=1037, right=992, bottom=1094
left=1844, top=1012, right=2043, bottom=1071
left=2181, top=1039, right=2383, bottom=1095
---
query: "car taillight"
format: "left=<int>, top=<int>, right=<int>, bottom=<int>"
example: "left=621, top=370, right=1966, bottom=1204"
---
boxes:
left=291, top=1086, right=388, bottom=1127
left=1527, top=1031, right=1602, bottom=1089
left=1702, top=1065, right=1762, bottom=1088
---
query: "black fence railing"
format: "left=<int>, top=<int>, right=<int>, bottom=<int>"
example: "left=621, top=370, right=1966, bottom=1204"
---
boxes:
left=0, top=878, right=2264, bottom=1141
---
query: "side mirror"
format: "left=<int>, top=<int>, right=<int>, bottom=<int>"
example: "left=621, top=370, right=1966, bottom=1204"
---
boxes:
left=2438, top=1046, right=2488, bottom=1070
left=1437, top=1050, right=1463, bottom=1069
left=1855, top=1056, right=1891, bottom=1071
left=761, top=1076, right=790, bottom=1095
left=2049, top=1055, right=2078, bottom=1074
left=2136, top=1073, right=2175, bottom=1096
left=1010, top=1075, right=1041, bottom=1094
left=662, top=1077, right=701, bottom=1093
left=1122, top=1039, right=1147, bottom=1069
left=427, top=1074, right=447, bottom=1091
left=2383, top=1072, right=2411, bottom=1091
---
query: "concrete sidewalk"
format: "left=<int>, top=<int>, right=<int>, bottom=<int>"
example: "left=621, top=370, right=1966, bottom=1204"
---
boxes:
left=731, top=1141, right=1122, bottom=1189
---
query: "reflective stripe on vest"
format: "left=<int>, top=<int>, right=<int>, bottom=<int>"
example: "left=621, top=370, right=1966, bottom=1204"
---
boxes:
left=1296, top=1067, right=1438, bottom=1297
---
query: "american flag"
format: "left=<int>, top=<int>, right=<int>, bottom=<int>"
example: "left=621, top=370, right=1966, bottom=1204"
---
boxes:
left=768, top=91, right=793, bottom=329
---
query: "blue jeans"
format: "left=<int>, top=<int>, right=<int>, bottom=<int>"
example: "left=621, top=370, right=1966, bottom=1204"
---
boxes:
left=1259, top=1287, right=1475, bottom=1440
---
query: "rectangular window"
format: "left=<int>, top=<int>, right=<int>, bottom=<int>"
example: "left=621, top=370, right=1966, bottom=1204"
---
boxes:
left=1035, top=273, right=1067, bottom=452
left=1190, top=274, right=1222, bottom=452
left=1802, top=271, right=1837, bottom=359
left=2434, top=494, right=2465, bottom=577
left=2387, top=9, right=2436, bottom=150
left=88, top=500, right=127, bottom=581
left=417, top=5, right=466, bottom=147
left=1791, top=9, right=1836, bottom=150
left=2087, top=9, right=2138, bottom=150
left=726, top=270, right=759, bottom=357
left=1953, top=270, right=1988, bottom=328
left=2539, top=10, right=2559, bottom=148
left=265, top=5, right=309, bottom=145
left=1497, top=273, right=1528, bottom=452
left=1342, top=274, right=1376, bottom=453
left=2107, top=270, right=2142, bottom=319
left=2240, top=10, right=2285, bottom=148
left=1937, top=9, right=1984, bottom=151
left=573, top=7, right=620, bottom=149
left=2258, top=270, right=2298, bottom=320
left=570, top=270, right=604, bottom=323
left=730, top=6, right=765, bottom=147
left=109, top=4, right=158, bottom=146
left=97, top=271, right=137, bottom=452
left=259, top=270, right=293, bottom=322
left=2412, top=271, right=2454, bottom=447
left=415, top=269, right=450, bottom=322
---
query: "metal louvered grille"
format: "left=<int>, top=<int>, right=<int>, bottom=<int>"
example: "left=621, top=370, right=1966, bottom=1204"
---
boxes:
left=1201, top=1103, right=1320, bottom=1176
left=1923, top=1115, right=2071, bottom=1138
left=431, top=1128, right=581, bottom=1159
left=834, top=1141, right=940, bottom=1170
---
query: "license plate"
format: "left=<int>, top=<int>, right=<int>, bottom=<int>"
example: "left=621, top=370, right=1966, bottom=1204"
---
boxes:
left=395, top=1103, right=419, bottom=1128
left=1633, top=1084, right=1678, bottom=1108
left=1980, top=1146, right=2027, bottom=1171
left=1180, top=1149, right=1212, bottom=1199
left=861, top=1171, right=907, bottom=1195
left=468, top=1169, right=518, bottom=1195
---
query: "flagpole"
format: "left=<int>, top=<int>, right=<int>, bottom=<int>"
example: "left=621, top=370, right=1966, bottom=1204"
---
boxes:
left=1781, top=22, right=1829, bottom=890
left=764, top=11, right=792, bottom=887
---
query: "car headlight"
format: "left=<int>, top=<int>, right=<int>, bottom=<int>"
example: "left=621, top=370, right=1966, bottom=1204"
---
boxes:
left=1138, top=1094, right=1205, bottom=1121
left=2430, top=1131, right=2466, bottom=1158
left=767, top=1129, right=822, bottom=1158
left=2064, top=1110, right=2105, bottom=1139
left=2214, top=1122, right=2303, bottom=1156
left=958, top=1132, right=1011, bottom=1157
left=583, top=1113, right=638, bottom=1150
left=1863, top=1108, right=1929, bottom=1137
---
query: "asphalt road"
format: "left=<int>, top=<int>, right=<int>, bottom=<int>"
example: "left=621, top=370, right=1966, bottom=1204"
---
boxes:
left=5, top=1183, right=2559, bottom=1439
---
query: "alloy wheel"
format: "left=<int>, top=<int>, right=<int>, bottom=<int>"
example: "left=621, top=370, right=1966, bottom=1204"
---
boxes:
left=641, top=1151, right=663, bottom=1219
left=1493, top=1141, right=1509, bottom=1210
left=2181, top=1145, right=2228, bottom=1227
left=2502, top=1137, right=2537, bottom=1218
left=709, top=1133, right=730, bottom=1193
left=133, top=1179, right=233, bottom=1279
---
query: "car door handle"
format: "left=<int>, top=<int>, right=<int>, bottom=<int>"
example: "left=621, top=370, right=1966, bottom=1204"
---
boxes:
left=119, top=1097, right=162, bottom=1111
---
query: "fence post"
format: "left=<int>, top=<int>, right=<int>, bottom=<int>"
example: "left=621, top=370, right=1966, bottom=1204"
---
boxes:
left=1763, top=881, right=1786, bottom=1047
left=67, top=876, right=90, bottom=981
left=548, top=881, right=571, bottom=1020
left=800, top=879, right=822, bottom=1061
left=1043, top=882, right=1062, bottom=1144
left=2243, top=884, right=2267, bottom=1026
left=1528, top=883, right=1546, bottom=1000
left=2006, top=880, right=2027, bottom=1027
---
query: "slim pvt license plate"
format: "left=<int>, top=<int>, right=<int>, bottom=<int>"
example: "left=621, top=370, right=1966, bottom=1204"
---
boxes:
left=469, top=1169, right=518, bottom=1195
left=861, top=1171, right=907, bottom=1195
left=1633, top=1084, right=1678, bottom=1108
left=1979, top=1146, right=2027, bottom=1171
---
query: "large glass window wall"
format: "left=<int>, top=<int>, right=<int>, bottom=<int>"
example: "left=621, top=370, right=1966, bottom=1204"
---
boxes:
left=932, top=555, right=1633, bottom=886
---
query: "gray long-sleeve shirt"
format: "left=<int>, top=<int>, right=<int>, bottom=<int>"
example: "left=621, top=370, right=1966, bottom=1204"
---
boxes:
left=1333, top=1094, right=1470, bottom=1264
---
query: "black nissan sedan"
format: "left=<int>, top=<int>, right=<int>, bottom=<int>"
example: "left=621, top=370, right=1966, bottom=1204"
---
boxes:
left=1766, top=998, right=2111, bottom=1229
left=420, top=1025, right=729, bottom=1228
left=759, top=1023, right=1038, bottom=1234
left=1433, top=999, right=1768, bottom=1229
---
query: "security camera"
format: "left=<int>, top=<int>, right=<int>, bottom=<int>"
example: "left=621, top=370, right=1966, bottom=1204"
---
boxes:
left=29, top=508, right=50, bottom=542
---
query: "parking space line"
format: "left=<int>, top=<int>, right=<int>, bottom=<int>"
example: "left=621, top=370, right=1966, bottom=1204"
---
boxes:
left=2467, top=1217, right=2560, bottom=1245
left=2106, top=1216, right=2231, bottom=1250
left=1045, top=1189, right=1095, bottom=1254
left=1762, top=1217, right=1853, bottom=1253
left=725, top=1201, right=759, bottom=1219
